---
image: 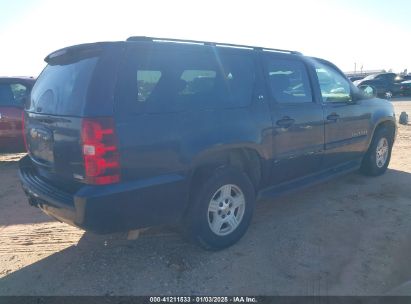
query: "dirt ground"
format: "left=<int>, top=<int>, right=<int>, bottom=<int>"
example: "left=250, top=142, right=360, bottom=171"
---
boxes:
left=0, top=99, right=411, bottom=296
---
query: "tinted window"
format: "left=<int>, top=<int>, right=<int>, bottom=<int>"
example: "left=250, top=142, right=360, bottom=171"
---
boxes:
left=180, top=70, right=216, bottom=96
left=137, top=70, right=162, bottom=102
left=0, top=83, right=28, bottom=106
left=30, top=57, right=98, bottom=115
left=120, top=46, right=255, bottom=113
left=314, top=61, right=351, bottom=102
left=264, top=57, right=313, bottom=103
left=220, top=52, right=256, bottom=106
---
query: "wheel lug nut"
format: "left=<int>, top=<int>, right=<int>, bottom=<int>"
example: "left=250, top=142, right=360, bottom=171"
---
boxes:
left=222, top=215, right=226, bottom=219
left=227, top=211, right=231, bottom=215
left=219, top=202, right=223, bottom=207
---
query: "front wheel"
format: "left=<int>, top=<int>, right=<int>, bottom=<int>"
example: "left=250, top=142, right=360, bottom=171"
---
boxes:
left=385, top=90, right=393, bottom=99
left=360, top=127, right=394, bottom=176
left=184, top=167, right=255, bottom=250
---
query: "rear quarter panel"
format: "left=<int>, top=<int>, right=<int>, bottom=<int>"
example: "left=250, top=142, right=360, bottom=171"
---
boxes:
left=116, top=101, right=272, bottom=181
left=115, top=99, right=273, bottom=214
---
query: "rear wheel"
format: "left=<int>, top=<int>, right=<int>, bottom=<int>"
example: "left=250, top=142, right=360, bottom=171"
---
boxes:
left=360, top=127, right=393, bottom=176
left=185, top=167, right=255, bottom=250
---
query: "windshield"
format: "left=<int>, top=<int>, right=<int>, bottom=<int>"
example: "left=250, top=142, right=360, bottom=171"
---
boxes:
left=29, top=57, right=98, bottom=115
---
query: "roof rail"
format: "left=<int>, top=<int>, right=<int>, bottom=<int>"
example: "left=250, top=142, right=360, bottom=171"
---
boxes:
left=126, top=36, right=302, bottom=55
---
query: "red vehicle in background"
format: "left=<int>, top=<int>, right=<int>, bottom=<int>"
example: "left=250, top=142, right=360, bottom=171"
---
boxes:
left=0, top=77, right=35, bottom=152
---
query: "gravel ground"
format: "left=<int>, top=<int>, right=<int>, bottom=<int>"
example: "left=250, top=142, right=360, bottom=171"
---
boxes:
left=0, top=99, right=411, bottom=296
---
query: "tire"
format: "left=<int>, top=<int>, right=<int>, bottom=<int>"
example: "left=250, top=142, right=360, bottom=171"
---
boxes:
left=360, top=127, right=394, bottom=176
left=385, top=90, right=393, bottom=99
left=184, top=167, right=255, bottom=250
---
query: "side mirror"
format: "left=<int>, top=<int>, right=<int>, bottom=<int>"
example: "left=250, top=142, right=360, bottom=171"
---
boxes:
left=358, top=85, right=377, bottom=98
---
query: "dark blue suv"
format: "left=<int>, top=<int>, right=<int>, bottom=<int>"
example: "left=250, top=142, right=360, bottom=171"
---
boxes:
left=19, top=37, right=397, bottom=250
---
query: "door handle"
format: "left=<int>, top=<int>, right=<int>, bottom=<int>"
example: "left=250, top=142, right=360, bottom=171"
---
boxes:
left=327, top=113, right=340, bottom=121
left=276, top=117, right=295, bottom=128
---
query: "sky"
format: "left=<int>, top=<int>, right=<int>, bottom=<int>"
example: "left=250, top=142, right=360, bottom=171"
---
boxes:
left=0, top=0, right=410, bottom=77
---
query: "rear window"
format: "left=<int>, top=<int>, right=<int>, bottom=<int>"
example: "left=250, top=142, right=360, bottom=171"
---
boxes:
left=118, top=45, right=256, bottom=113
left=29, top=57, right=98, bottom=115
left=0, top=83, right=29, bottom=107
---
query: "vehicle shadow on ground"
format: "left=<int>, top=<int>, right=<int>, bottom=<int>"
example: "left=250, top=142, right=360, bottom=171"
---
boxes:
left=0, top=157, right=53, bottom=226
left=1, top=168, right=411, bottom=296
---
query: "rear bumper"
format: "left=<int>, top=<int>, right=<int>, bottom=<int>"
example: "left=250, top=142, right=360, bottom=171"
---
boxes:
left=18, top=155, right=189, bottom=233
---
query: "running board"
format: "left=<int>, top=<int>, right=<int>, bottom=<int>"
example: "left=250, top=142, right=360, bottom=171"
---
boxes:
left=258, top=160, right=361, bottom=201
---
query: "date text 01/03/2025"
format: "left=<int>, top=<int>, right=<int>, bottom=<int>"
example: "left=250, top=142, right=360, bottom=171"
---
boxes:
left=149, top=296, right=258, bottom=303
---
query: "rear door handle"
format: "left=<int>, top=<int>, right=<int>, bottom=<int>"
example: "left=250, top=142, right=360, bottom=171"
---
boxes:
left=327, top=113, right=340, bottom=121
left=276, top=117, right=295, bottom=128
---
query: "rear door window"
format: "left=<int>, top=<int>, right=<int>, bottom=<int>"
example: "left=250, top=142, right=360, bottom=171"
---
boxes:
left=118, top=45, right=256, bottom=113
left=29, top=57, right=98, bottom=115
left=263, top=57, right=313, bottom=104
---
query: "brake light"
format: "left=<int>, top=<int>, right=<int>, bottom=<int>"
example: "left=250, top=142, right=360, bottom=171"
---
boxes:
left=81, top=117, right=120, bottom=185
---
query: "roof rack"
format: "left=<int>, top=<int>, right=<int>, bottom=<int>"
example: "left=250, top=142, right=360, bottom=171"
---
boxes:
left=126, top=36, right=302, bottom=55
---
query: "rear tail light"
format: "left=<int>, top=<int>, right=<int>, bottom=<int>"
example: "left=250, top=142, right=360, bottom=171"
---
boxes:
left=81, top=117, right=120, bottom=185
